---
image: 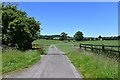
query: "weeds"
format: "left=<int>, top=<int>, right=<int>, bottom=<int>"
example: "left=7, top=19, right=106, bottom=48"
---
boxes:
left=2, top=49, right=41, bottom=73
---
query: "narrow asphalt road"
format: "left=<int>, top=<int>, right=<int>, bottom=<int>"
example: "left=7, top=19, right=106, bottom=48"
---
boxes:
left=3, top=45, right=83, bottom=78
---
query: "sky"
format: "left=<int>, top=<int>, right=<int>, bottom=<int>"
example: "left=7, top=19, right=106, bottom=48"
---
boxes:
left=1, top=0, right=120, bottom=2
left=15, top=2, right=118, bottom=37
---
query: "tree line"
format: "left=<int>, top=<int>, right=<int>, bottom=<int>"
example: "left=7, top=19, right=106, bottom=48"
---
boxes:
left=2, top=3, right=41, bottom=50
left=40, top=32, right=119, bottom=41
left=40, top=31, right=84, bottom=41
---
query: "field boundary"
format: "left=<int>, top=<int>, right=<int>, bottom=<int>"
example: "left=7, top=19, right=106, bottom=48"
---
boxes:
left=79, top=43, right=120, bottom=58
left=32, top=44, right=44, bottom=50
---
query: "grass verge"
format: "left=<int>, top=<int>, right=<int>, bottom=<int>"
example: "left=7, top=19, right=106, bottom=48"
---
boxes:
left=43, top=45, right=49, bottom=55
left=68, top=51, right=118, bottom=78
left=2, top=49, right=41, bottom=73
left=56, top=45, right=118, bottom=78
left=0, top=48, right=2, bottom=79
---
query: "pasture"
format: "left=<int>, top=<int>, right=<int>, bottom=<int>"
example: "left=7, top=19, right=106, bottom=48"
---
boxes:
left=33, top=39, right=119, bottom=46
left=80, top=40, right=118, bottom=46
left=32, top=39, right=62, bottom=45
left=32, top=39, right=63, bottom=54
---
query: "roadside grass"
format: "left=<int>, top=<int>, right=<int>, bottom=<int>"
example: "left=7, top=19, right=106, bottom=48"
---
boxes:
left=56, top=44, right=118, bottom=78
left=43, top=45, right=49, bottom=55
left=68, top=51, right=118, bottom=78
left=0, top=48, right=2, bottom=79
left=2, top=49, right=41, bottom=73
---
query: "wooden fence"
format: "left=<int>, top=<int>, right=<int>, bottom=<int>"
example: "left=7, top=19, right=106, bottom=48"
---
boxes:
left=32, top=44, right=44, bottom=50
left=79, top=43, right=120, bottom=57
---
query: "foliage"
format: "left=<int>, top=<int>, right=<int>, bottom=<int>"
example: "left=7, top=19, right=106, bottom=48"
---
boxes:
left=74, top=31, right=84, bottom=41
left=59, top=32, right=68, bottom=41
left=0, top=3, right=1, bottom=73
left=0, top=3, right=2, bottom=25
left=2, top=48, right=41, bottom=73
left=2, top=3, right=40, bottom=50
left=98, top=35, right=102, bottom=38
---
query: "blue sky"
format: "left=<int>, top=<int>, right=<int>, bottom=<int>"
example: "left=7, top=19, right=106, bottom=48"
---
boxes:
left=16, top=2, right=118, bottom=37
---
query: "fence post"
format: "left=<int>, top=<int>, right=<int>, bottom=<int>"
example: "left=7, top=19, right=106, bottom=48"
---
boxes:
left=85, top=44, right=86, bottom=50
left=91, top=44, right=93, bottom=52
left=79, top=44, right=81, bottom=49
left=102, top=44, right=104, bottom=51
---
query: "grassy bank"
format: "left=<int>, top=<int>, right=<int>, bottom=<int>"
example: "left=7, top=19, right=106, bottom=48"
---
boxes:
left=2, top=49, right=41, bottom=73
left=0, top=48, right=2, bottom=79
left=68, top=51, right=118, bottom=78
left=56, top=44, right=118, bottom=78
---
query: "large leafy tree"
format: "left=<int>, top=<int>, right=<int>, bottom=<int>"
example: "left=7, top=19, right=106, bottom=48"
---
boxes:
left=0, top=4, right=2, bottom=41
left=60, top=32, right=67, bottom=41
left=74, top=31, right=84, bottom=41
left=0, top=4, right=2, bottom=26
left=2, top=3, right=41, bottom=50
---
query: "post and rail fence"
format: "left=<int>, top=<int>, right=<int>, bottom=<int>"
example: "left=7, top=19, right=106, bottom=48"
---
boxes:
left=79, top=43, right=120, bottom=58
left=32, top=44, right=44, bottom=51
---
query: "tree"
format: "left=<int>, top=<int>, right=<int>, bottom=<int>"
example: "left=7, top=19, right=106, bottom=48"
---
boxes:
left=2, top=3, right=41, bottom=50
left=98, top=35, right=102, bottom=39
left=74, top=31, right=83, bottom=41
left=98, top=35, right=102, bottom=40
left=60, top=32, right=67, bottom=41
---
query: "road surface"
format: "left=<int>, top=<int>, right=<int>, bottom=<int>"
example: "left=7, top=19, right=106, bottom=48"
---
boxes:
left=3, top=45, right=83, bottom=78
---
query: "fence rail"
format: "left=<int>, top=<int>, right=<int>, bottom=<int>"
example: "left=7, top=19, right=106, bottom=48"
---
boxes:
left=79, top=43, right=120, bottom=58
left=32, top=44, right=44, bottom=50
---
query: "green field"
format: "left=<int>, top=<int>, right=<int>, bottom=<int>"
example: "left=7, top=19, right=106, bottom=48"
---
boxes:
left=80, top=40, right=118, bottom=46
left=60, top=40, right=118, bottom=46
left=33, top=39, right=119, bottom=53
left=2, top=49, right=42, bottom=73
left=33, top=40, right=118, bottom=46
left=32, top=39, right=62, bottom=45
left=33, top=39, right=63, bottom=54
